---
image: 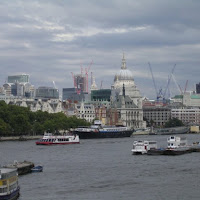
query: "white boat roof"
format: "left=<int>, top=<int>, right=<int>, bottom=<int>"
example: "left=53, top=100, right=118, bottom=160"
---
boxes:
left=0, top=168, right=17, bottom=174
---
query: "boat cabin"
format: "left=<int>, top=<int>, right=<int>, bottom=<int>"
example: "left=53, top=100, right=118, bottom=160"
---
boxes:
left=0, top=168, right=20, bottom=199
left=167, top=136, right=187, bottom=149
left=131, top=140, right=157, bottom=154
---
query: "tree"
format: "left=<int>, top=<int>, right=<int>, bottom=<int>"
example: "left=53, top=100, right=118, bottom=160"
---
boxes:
left=165, top=118, right=184, bottom=128
left=0, top=119, right=11, bottom=135
left=0, top=102, right=91, bottom=136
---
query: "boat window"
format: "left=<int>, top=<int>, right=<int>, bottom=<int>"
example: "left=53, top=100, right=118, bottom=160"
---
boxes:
left=149, top=142, right=157, bottom=144
left=9, top=182, right=17, bottom=191
left=2, top=180, right=6, bottom=185
left=0, top=187, right=8, bottom=193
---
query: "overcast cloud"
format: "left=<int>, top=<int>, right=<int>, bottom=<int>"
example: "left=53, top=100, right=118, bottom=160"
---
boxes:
left=0, top=0, right=200, bottom=99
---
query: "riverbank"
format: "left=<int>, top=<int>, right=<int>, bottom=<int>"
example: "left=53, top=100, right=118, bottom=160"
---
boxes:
left=0, top=135, right=42, bottom=141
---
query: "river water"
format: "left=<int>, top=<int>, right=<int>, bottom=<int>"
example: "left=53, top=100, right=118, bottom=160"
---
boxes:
left=1, top=134, right=200, bottom=200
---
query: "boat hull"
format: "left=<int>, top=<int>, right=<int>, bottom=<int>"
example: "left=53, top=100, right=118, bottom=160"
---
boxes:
left=31, top=166, right=43, bottom=172
left=0, top=187, right=20, bottom=200
left=73, top=130, right=133, bottom=139
left=147, top=148, right=192, bottom=156
left=36, top=141, right=80, bottom=145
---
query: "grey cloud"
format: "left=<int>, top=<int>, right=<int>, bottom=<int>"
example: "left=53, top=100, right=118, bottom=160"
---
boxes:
left=0, top=0, right=200, bottom=99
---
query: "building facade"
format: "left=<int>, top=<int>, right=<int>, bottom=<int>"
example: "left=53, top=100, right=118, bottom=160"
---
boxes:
left=172, top=92, right=200, bottom=107
left=62, top=88, right=90, bottom=102
left=171, top=108, right=200, bottom=125
left=111, top=54, right=145, bottom=128
left=95, top=105, right=107, bottom=125
left=91, top=89, right=111, bottom=102
left=3, top=74, right=35, bottom=98
left=5, top=98, right=63, bottom=113
left=8, top=74, right=29, bottom=84
left=36, top=87, right=59, bottom=99
left=196, top=83, right=200, bottom=94
left=75, top=101, right=95, bottom=122
left=74, top=74, right=87, bottom=93
left=143, top=105, right=171, bottom=127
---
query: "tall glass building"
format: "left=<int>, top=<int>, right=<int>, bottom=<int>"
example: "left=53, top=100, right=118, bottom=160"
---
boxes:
left=91, top=89, right=111, bottom=102
left=8, top=74, right=29, bottom=83
left=36, top=87, right=59, bottom=99
left=196, top=83, right=200, bottom=94
left=62, top=88, right=89, bottom=102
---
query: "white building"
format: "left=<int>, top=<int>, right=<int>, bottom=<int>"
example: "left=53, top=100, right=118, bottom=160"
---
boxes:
left=172, top=92, right=200, bottom=107
left=75, top=101, right=95, bottom=122
left=6, top=98, right=63, bottom=114
left=111, top=54, right=146, bottom=128
left=3, top=74, right=35, bottom=98
left=171, top=108, right=200, bottom=125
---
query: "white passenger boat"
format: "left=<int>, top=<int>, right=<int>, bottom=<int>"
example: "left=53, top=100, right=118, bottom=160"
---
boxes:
left=0, top=168, right=20, bottom=200
left=167, top=136, right=187, bottom=149
left=36, top=133, right=80, bottom=145
left=131, top=140, right=157, bottom=154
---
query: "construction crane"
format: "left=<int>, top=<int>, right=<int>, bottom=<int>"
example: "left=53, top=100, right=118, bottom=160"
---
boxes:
left=91, top=71, right=93, bottom=85
left=148, top=62, right=160, bottom=101
left=52, top=81, right=57, bottom=89
left=172, top=74, right=183, bottom=95
left=148, top=62, right=176, bottom=101
left=162, top=64, right=176, bottom=99
left=184, top=80, right=188, bottom=94
left=80, top=65, right=83, bottom=76
left=85, top=60, right=93, bottom=93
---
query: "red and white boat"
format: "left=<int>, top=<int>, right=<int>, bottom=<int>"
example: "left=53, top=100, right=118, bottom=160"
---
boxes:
left=36, top=133, right=80, bottom=145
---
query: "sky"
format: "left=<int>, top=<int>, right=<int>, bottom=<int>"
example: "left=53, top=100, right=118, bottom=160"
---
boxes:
left=0, top=0, right=200, bottom=99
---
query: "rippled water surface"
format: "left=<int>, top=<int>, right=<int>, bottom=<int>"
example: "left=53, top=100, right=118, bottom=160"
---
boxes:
left=1, top=134, right=200, bottom=200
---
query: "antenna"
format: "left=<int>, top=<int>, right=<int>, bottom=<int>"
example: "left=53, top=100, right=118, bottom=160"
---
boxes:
left=100, top=80, right=103, bottom=89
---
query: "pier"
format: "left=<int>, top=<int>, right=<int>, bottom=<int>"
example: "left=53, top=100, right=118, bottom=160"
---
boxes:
left=4, top=160, right=35, bottom=175
left=0, top=135, right=42, bottom=141
left=147, top=145, right=200, bottom=156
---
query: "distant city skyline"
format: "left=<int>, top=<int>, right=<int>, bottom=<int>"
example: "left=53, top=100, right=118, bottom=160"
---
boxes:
left=0, top=0, right=200, bottom=99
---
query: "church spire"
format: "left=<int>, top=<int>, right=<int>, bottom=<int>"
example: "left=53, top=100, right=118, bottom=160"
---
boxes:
left=91, top=74, right=98, bottom=90
left=121, top=53, right=127, bottom=69
left=123, top=83, right=125, bottom=97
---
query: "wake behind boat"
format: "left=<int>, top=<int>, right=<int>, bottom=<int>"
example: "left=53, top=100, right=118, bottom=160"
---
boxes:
left=36, top=133, right=80, bottom=145
left=73, top=120, right=133, bottom=139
